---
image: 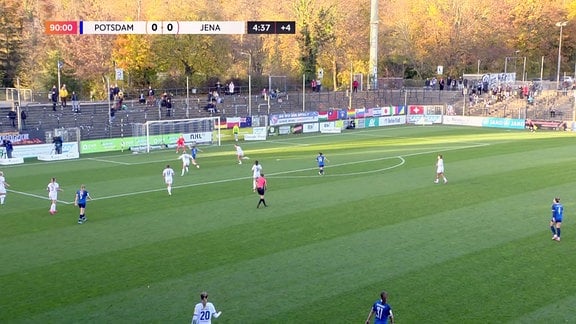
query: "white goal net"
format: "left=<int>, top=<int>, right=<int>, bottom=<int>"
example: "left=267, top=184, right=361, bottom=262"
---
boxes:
left=131, top=117, right=221, bottom=153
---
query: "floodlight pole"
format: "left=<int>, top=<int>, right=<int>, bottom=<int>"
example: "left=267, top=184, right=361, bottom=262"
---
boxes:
left=240, top=52, right=252, bottom=116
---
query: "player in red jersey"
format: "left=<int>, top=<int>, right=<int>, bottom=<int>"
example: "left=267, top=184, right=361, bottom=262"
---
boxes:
left=176, top=135, right=186, bottom=154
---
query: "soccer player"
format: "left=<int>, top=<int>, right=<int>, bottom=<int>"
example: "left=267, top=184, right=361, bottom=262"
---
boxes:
left=251, top=160, right=263, bottom=191
left=234, top=144, right=244, bottom=164
left=178, top=152, right=194, bottom=176
left=47, top=177, right=62, bottom=214
left=176, top=135, right=186, bottom=154
left=0, top=171, right=10, bottom=205
left=256, top=172, right=268, bottom=208
left=190, top=145, right=201, bottom=169
left=551, top=197, right=563, bottom=241
left=232, top=124, right=240, bottom=142
left=192, top=291, right=222, bottom=324
left=162, top=164, right=175, bottom=195
left=434, top=154, right=447, bottom=184
left=316, top=152, right=329, bottom=175
left=74, top=184, right=93, bottom=224
left=365, top=291, right=394, bottom=324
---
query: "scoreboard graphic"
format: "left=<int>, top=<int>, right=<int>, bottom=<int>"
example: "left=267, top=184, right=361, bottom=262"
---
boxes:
left=44, top=21, right=296, bottom=35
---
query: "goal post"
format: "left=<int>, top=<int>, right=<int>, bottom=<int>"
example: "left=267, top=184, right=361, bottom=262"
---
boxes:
left=131, top=117, right=221, bottom=153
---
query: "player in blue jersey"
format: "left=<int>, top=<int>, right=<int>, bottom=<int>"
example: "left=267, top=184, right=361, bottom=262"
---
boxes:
left=365, top=291, right=394, bottom=324
left=190, top=145, right=201, bottom=169
left=74, top=184, right=93, bottom=224
left=550, top=197, right=563, bottom=241
left=316, top=152, right=329, bottom=175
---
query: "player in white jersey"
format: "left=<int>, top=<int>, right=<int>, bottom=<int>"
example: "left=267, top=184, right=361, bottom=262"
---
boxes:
left=0, top=171, right=10, bottom=205
left=234, top=144, right=244, bottom=164
left=47, top=177, right=62, bottom=214
left=251, top=160, right=263, bottom=191
left=434, top=154, right=447, bottom=184
left=178, top=153, right=194, bottom=176
left=162, top=164, right=175, bottom=195
left=192, top=292, right=222, bottom=324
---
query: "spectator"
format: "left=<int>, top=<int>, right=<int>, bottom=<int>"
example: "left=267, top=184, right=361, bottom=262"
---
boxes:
left=166, top=95, right=172, bottom=117
left=147, top=85, right=155, bottom=106
left=352, top=79, right=359, bottom=92
left=8, top=110, right=17, bottom=128
left=20, top=109, right=27, bottom=128
left=215, top=81, right=222, bottom=94
left=228, top=81, right=235, bottom=95
left=50, top=85, right=58, bottom=111
left=71, top=91, right=80, bottom=112
left=261, top=88, right=267, bottom=100
left=59, top=84, right=68, bottom=108
left=311, top=79, right=317, bottom=92
left=139, top=92, right=146, bottom=104
left=316, top=79, right=322, bottom=92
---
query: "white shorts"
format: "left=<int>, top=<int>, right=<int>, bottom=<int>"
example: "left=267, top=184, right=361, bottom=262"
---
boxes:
left=165, top=178, right=173, bottom=185
left=49, top=193, right=58, bottom=200
left=436, top=167, right=444, bottom=174
left=0, top=189, right=6, bottom=195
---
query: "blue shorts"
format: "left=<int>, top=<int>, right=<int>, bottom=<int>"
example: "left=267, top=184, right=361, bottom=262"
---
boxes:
left=78, top=203, right=86, bottom=208
left=257, top=187, right=265, bottom=195
left=551, top=216, right=563, bottom=223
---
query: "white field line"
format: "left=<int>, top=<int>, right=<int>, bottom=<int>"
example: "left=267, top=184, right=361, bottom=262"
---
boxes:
left=8, top=142, right=488, bottom=204
left=86, top=158, right=131, bottom=165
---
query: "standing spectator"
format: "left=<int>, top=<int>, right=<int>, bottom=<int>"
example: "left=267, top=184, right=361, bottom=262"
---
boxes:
left=215, top=81, right=222, bottom=94
left=147, top=85, right=155, bottom=106
left=71, top=91, right=80, bottom=113
left=311, top=79, right=317, bottom=92
left=316, top=79, right=322, bottom=92
left=365, top=291, right=394, bottom=324
left=165, top=95, right=172, bottom=117
left=162, top=164, right=175, bottom=196
left=59, top=84, right=68, bottom=108
left=439, top=78, right=445, bottom=91
left=8, top=109, right=17, bottom=127
left=352, top=79, right=359, bottom=92
left=261, top=88, right=267, bottom=100
left=256, top=172, right=268, bottom=208
left=228, top=81, right=235, bottom=95
left=47, top=177, right=62, bottom=215
left=20, top=109, right=26, bottom=128
left=191, top=292, right=222, bottom=324
left=74, top=184, right=93, bottom=224
left=434, top=154, right=447, bottom=184
left=50, top=85, right=59, bottom=111
left=0, top=171, right=9, bottom=205
left=550, top=197, right=564, bottom=241
left=139, top=92, right=146, bottom=104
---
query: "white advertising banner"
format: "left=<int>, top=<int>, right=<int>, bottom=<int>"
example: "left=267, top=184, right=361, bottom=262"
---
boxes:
left=303, top=123, right=319, bottom=133
left=320, top=121, right=342, bottom=133
left=244, top=127, right=267, bottom=141
left=9, top=142, right=80, bottom=159
left=183, top=132, right=213, bottom=144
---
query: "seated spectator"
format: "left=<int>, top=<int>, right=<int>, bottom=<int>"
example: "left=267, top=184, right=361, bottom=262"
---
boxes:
left=139, top=92, right=146, bottom=104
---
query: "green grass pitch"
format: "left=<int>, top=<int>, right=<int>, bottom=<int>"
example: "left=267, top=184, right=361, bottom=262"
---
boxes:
left=1, top=125, right=576, bottom=323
